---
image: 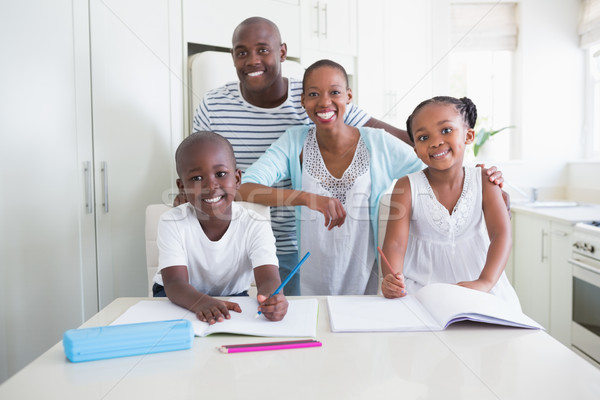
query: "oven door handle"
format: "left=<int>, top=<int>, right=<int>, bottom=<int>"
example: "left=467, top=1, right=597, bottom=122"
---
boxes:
left=569, top=258, right=600, bottom=275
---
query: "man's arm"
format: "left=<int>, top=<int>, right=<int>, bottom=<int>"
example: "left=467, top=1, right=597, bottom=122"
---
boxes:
left=363, top=117, right=412, bottom=145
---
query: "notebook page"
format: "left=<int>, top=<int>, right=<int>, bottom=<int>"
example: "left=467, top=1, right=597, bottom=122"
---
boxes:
left=327, top=295, right=440, bottom=332
left=415, top=283, right=542, bottom=329
left=111, top=297, right=319, bottom=337
left=205, top=297, right=318, bottom=337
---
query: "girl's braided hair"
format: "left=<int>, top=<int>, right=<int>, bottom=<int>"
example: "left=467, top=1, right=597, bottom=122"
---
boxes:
left=406, top=96, right=477, bottom=142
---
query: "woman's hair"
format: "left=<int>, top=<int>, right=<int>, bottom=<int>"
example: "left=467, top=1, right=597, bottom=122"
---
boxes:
left=302, top=59, right=349, bottom=92
left=406, top=96, right=477, bottom=142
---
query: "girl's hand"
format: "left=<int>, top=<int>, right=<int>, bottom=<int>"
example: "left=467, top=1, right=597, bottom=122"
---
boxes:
left=381, top=273, right=407, bottom=298
left=191, top=297, right=241, bottom=325
left=256, top=293, right=288, bottom=321
left=308, top=194, right=346, bottom=230
left=456, top=279, right=494, bottom=293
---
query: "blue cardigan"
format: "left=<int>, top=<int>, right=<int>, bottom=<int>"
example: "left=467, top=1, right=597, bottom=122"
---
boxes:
left=242, top=126, right=425, bottom=252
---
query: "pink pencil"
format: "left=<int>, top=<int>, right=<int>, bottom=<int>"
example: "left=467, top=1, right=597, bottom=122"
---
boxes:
left=218, top=340, right=322, bottom=354
left=377, top=246, right=406, bottom=295
left=377, top=246, right=396, bottom=275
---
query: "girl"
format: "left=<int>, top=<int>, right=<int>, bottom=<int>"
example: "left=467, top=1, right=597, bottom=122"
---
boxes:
left=238, top=59, right=424, bottom=295
left=381, top=96, right=520, bottom=310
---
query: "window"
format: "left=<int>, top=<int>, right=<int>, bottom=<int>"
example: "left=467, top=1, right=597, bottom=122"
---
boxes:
left=581, top=0, right=600, bottom=158
left=584, top=45, right=600, bottom=158
left=449, top=2, right=518, bottom=161
left=448, top=50, right=513, bottom=161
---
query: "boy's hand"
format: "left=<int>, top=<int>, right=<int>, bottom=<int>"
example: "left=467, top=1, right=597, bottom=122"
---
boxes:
left=256, top=293, right=288, bottom=321
left=191, top=297, right=241, bottom=325
left=381, top=273, right=407, bottom=299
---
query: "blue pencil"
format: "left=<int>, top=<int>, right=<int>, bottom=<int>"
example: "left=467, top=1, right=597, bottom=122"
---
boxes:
left=255, top=251, right=311, bottom=318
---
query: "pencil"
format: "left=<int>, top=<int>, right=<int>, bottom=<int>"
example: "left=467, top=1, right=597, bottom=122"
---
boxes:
left=377, top=246, right=406, bottom=296
left=255, top=251, right=311, bottom=318
left=377, top=246, right=395, bottom=275
left=218, top=340, right=322, bottom=354
left=221, top=339, right=317, bottom=349
left=219, top=339, right=318, bottom=350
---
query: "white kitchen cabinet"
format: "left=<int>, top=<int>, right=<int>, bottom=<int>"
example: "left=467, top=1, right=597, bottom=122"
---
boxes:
left=89, top=0, right=181, bottom=308
left=300, top=0, right=357, bottom=63
left=548, top=220, right=573, bottom=346
left=0, top=0, right=96, bottom=383
left=512, top=211, right=573, bottom=346
left=0, top=0, right=181, bottom=383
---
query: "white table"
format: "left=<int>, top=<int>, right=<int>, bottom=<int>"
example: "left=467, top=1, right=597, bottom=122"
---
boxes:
left=1, top=297, right=599, bottom=399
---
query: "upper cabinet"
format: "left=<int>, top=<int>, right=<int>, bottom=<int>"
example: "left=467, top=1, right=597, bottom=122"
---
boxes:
left=300, top=0, right=357, bottom=66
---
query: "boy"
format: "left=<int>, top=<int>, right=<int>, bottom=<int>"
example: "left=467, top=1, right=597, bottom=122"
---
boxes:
left=154, top=131, right=288, bottom=324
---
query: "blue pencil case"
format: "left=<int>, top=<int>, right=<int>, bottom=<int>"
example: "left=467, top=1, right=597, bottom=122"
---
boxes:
left=63, top=319, right=193, bottom=362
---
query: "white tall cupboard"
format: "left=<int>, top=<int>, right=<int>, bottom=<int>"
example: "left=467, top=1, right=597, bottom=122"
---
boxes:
left=0, top=0, right=182, bottom=382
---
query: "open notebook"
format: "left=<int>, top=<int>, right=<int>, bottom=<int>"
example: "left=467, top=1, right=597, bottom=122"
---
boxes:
left=111, top=297, right=318, bottom=338
left=327, top=283, right=543, bottom=332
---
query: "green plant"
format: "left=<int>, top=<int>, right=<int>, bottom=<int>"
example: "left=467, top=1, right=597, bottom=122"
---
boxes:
left=473, top=126, right=514, bottom=157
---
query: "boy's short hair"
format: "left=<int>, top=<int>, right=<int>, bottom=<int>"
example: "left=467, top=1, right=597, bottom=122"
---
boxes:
left=175, top=131, right=236, bottom=177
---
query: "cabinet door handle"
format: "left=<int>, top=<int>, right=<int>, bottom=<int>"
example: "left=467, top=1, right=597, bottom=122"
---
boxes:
left=313, top=2, right=320, bottom=36
left=321, top=3, right=328, bottom=38
left=541, top=229, right=548, bottom=263
left=101, top=161, right=109, bottom=213
left=84, top=161, right=93, bottom=214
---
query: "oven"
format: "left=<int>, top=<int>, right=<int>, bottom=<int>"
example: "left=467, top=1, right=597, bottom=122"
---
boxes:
left=570, top=222, right=600, bottom=366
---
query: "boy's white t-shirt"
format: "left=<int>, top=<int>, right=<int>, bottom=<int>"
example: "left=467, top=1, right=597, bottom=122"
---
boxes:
left=154, top=202, right=278, bottom=296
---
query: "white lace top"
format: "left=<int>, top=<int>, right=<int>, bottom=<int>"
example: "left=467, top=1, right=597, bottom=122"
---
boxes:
left=302, top=126, right=370, bottom=205
left=403, top=167, right=521, bottom=310
left=299, top=126, right=377, bottom=295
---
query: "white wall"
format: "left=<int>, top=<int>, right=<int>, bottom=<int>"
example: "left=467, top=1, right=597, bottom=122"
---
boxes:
left=487, top=0, right=586, bottom=200
left=567, top=162, right=600, bottom=202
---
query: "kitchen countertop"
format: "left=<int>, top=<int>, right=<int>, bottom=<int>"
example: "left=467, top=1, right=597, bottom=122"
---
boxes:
left=511, top=202, right=600, bottom=224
